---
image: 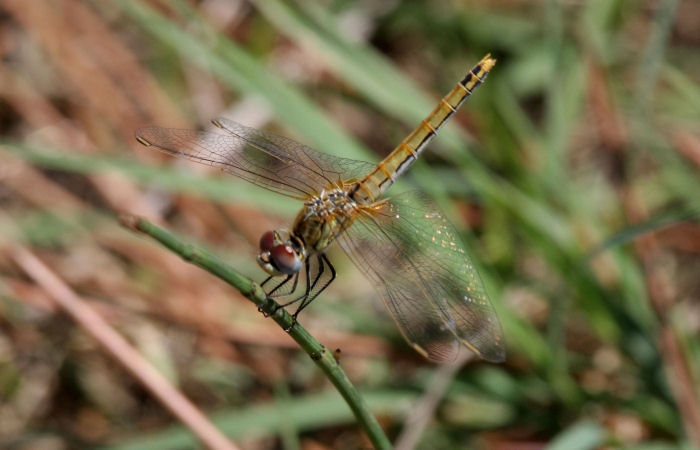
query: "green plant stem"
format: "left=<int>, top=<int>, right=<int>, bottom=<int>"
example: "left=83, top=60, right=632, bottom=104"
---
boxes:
left=120, top=215, right=392, bottom=450
left=636, top=0, right=680, bottom=112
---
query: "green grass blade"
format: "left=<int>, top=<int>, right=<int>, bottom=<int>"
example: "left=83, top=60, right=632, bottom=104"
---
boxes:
left=102, top=389, right=413, bottom=450
left=590, top=205, right=700, bottom=257
left=1, top=142, right=297, bottom=214
left=114, top=0, right=372, bottom=161
left=545, top=420, right=607, bottom=450
left=253, top=0, right=454, bottom=133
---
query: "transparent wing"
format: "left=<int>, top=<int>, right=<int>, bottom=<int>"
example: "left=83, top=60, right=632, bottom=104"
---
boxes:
left=135, top=117, right=375, bottom=199
left=336, top=191, right=505, bottom=362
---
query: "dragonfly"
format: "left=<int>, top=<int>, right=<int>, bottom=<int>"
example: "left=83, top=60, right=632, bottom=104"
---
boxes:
left=135, top=55, right=504, bottom=363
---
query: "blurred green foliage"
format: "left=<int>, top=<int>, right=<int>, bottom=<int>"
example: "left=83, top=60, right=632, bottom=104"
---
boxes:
left=1, top=0, right=699, bottom=448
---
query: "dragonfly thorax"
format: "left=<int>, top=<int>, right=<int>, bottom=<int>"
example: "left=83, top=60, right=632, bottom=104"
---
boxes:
left=293, top=188, right=357, bottom=253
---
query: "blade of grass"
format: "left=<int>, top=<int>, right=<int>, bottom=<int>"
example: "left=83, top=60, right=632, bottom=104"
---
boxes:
left=663, top=65, right=700, bottom=116
left=636, top=0, right=681, bottom=112
left=252, top=0, right=460, bottom=139
left=113, top=0, right=373, bottom=161
left=1, top=142, right=297, bottom=214
left=104, top=390, right=415, bottom=450
left=629, top=3, right=700, bottom=442
left=589, top=205, right=700, bottom=257
left=545, top=420, right=606, bottom=450
left=12, top=245, right=239, bottom=450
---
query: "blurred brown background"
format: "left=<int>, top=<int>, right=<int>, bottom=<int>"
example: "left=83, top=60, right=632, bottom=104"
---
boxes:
left=1, top=1, right=700, bottom=449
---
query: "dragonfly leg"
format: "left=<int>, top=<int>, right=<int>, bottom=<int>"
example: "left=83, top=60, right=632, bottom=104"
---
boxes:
left=260, top=275, right=274, bottom=288
left=288, top=271, right=300, bottom=295
left=292, top=254, right=336, bottom=319
left=271, top=257, right=310, bottom=310
left=282, top=258, right=313, bottom=331
left=267, top=273, right=300, bottom=317
left=288, top=254, right=324, bottom=322
left=267, top=274, right=294, bottom=297
left=260, top=273, right=297, bottom=317
left=305, top=254, right=325, bottom=298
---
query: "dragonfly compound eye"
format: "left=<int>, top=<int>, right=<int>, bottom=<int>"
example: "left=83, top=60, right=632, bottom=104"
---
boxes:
left=270, top=245, right=302, bottom=275
left=259, top=231, right=276, bottom=253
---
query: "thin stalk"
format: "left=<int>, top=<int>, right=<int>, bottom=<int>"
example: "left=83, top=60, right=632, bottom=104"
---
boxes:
left=635, top=0, right=680, bottom=112
left=120, top=215, right=392, bottom=450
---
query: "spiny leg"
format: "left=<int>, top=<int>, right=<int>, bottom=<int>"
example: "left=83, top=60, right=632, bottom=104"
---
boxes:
left=274, top=257, right=312, bottom=311
left=271, top=273, right=301, bottom=298
left=260, top=273, right=298, bottom=317
left=288, top=254, right=325, bottom=319
left=269, top=257, right=315, bottom=332
left=260, top=275, right=274, bottom=288
left=267, top=274, right=293, bottom=297
left=259, top=275, right=278, bottom=315
left=292, top=253, right=336, bottom=319
left=287, top=271, right=299, bottom=295
left=306, top=254, right=326, bottom=295
left=268, top=272, right=300, bottom=315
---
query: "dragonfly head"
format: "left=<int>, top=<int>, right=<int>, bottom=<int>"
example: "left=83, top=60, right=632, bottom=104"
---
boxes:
left=257, top=230, right=304, bottom=276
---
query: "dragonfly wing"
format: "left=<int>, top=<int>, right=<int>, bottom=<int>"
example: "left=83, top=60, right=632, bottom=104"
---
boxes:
left=136, top=118, right=375, bottom=198
left=337, top=191, right=505, bottom=362
left=212, top=118, right=375, bottom=184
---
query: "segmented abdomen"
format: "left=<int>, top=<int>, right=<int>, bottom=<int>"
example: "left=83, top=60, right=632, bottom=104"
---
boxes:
left=350, top=55, right=496, bottom=205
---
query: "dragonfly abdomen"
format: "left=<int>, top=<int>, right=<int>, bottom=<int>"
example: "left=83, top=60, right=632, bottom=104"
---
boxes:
left=350, top=54, right=496, bottom=205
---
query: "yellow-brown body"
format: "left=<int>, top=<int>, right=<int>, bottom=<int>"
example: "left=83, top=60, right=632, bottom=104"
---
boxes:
left=350, top=55, right=495, bottom=204
left=293, top=54, right=496, bottom=256
left=293, top=187, right=359, bottom=253
left=134, top=55, right=503, bottom=362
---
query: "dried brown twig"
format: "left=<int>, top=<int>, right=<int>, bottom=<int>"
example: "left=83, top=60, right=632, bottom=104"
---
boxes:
left=11, top=246, right=239, bottom=450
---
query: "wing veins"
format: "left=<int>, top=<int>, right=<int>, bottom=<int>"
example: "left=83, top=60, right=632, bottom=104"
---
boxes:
left=144, top=132, right=311, bottom=198
left=214, top=120, right=337, bottom=190
left=358, top=209, right=457, bottom=332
